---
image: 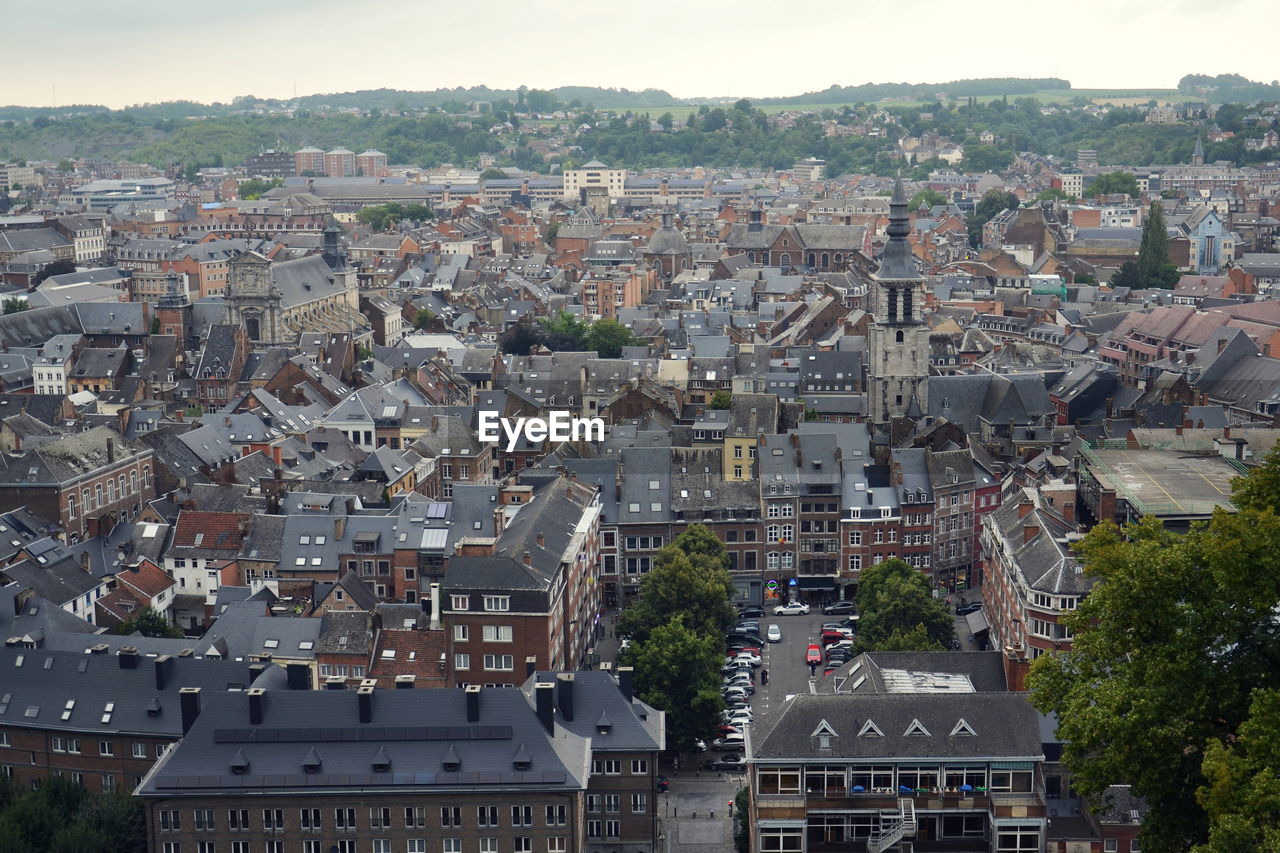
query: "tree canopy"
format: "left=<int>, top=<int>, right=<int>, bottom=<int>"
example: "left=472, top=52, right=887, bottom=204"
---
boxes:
left=1085, top=170, right=1140, bottom=198
left=617, top=538, right=736, bottom=646
left=0, top=775, right=145, bottom=853
left=968, top=188, right=1020, bottom=247
left=1028, top=451, right=1280, bottom=852
left=355, top=202, right=433, bottom=231
left=852, top=558, right=953, bottom=653
left=114, top=606, right=183, bottom=639
left=624, top=615, right=725, bottom=751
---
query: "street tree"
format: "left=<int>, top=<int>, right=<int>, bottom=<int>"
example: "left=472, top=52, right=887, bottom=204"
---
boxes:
left=624, top=614, right=724, bottom=750
left=671, top=523, right=731, bottom=571
left=853, top=558, right=952, bottom=652
left=616, top=543, right=736, bottom=646
left=1028, top=491, right=1280, bottom=852
left=1192, top=687, right=1280, bottom=853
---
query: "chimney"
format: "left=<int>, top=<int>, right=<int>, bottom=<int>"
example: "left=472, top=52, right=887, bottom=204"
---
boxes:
left=248, top=662, right=267, bottom=684
left=1016, top=498, right=1034, bottom=519
left=429, top=582, right=441, bottom=630
left=325, top=676, right=347, bottom=690
left=556, top=673, right=575, bottom=721
left=536, top=531, right=545, bottom=548
left=80, top=551, right=92, bottom=573
left=179, top=687, right=201, bottom=735
left=334, top=516, right=346, bottom=541
left=153, top=654, right=175, bottom=690
left=535, top=682, right=555, bottom=733
left=394, top=674, right=416, bottom=689
left=1224, top=426, right=1232, bottom=439
left=617, top=666, right=634, bottom=702
left=1176, top=425, right=1183, bottom=435
left=465, top=684, right=482, bottom=722
left=522, top=551, right=532, bottom=567
left=1023, top=522, right=1040, bottom=544
left=525, top=655, right=538, bottom=678
left=117, top=647, right=139, bottom=669
left=357, top=681, right=375, bottom=724
left=286, top=663, right=312, bottom=690
left=247, top=687, right=266, bottom=725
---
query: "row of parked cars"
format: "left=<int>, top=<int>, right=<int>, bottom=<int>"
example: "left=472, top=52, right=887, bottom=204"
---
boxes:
left=707, top=611, right=772, bottom=770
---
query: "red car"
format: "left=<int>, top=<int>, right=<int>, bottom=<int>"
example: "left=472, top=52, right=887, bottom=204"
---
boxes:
left=805, top=643, right=822, bottom=665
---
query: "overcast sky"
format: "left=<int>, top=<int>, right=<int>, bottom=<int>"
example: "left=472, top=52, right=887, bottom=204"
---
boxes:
left=7, top=0, right=1276, bottom=108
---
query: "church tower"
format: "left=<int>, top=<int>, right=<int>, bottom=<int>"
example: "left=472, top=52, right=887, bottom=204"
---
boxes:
left=1192, top=136, right=1205, bottom=167
left=154, top=269, right=193, bottom=351
left=225, top=251, right=283, bottom=345
left=867, top=177, right=930, bottom=424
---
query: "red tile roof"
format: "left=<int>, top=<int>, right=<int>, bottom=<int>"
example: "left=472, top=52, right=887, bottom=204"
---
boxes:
left=171, top=510, right=248, bottom=550
left=367, top=628, right=448, bottom=687
left=117, top=558, right=176, bottom=598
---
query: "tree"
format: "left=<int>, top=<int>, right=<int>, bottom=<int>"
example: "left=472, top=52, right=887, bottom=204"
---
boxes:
left=853, top=558, right=952, bottom=653
left=1110, top=261, right=1142, bottom=289
left=1085, top=171, right=1140, bottom=198
left=544, top=222, right=560, bottom=245
left=1231, top=444, right=1280, bottom=513
left=967, top=188, right=1019, bottom=247
left=1138, top=201, right=1180, bottom=287
left=617, top=543, right=736, bottom=647
left=709, top=390, right=732, bottom=410
left=584, top=317, right=638, bottom=358
left=32, top=259, right=75, bottom=285
left=413, top=307, right=435, bottom=330
left=1192, top=687, right=1280, bottom=853
left=1037, top=187, right=1074, bottom=202
left=114, top=607, right=183, bottom=639
left=1028, top=467, right=1280, bottom=853
left=498, top=319, right=543, bottom=356
left=960, top=145, right=1014, bottom=173
left=2, top=297, right=28, bottom=315
left=0, top=775, right=145, bottom=853
left=237, top=177, right=282, bottom=200
left=909, top=189, right=948, bottom=209
left=671, top=523, right=731, bottom=571
left=624, top=614, right=725, bottom=750
left=540, top=311, right=589, bottom=351
left=478, top=168, right=507, bottom=180
left=56, top=159, right=74, bottom=173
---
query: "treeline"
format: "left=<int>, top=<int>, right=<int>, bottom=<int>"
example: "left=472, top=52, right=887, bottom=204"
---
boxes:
left=0, top=776, right=145, bottom=852
left=1178, top=72, right=1280, bottom=102
left=761, top=77, right=1070, bottom=105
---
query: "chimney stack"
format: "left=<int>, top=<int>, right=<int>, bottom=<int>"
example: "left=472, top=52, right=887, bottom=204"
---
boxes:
left=617, top=666, right=634, bottom=702
left=465, top=684, right=482, bottom=722
left=179, top=687, right=201, bottom=735
left=429, top=582, right=441, bottom=630
left=153, top=654, right=175, bottom=690
left=325, top=676, right=347, bottom=690
left=536, top=531, right=545, bottom=548
left=395, top=674, right=416, bottom=689
left=357, top=681, right=375, bottom=724
left=247, top=687, right=266, bottom=725
left=535, top=682, right=555, bottom=733
left=334, top=516, right=346, bottom=541
left=522, top=551, right=532, bottom=567
left=118, top=647, right=139, bottom=669
left=248, top=662, right=267, bottom=684
left=525, top=655, right=538, bottom=678
left=556, top=673, right=575, bottom=722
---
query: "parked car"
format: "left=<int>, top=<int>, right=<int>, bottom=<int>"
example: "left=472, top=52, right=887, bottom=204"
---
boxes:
left=735, top=621, right=761, bottom=634
left=821, top=629, right=854, bottom=645
left=805, top=643, right=823, bottom=665
left=822, top=600, right=857, bottom=615
left=715, top=724, right=740, bottom=736
left=737, top=605, right=765, bottom=618
left=821, top=619, right=858, bottom=631
left=706, top=754, right=747, bottom=772
left=722, top=686, right=750, bottom=701
left=722, top=707, right=753, bottom=723
left=732, top=650, right=762, bottom=666
left=826, top=650, right=852, bottom=665
left=724, top=677, right=754, bottom=694
left=774, top=601, right=810, bottom=615
left=726, top=631, right=766, bottom=646
left=956, top=602, right=983, bottom=616
left=766, top=624, right=782, bottom=643
left=712, top=733, right=746, bottom=751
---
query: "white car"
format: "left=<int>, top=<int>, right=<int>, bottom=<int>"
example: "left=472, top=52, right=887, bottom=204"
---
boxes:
left=733, top=650, right=762, bottom=666
left=766, top=624, right=782, bottom=643
left=722, top=707, right=754, bottom=723
left=774, top=602, right=810, bottom=616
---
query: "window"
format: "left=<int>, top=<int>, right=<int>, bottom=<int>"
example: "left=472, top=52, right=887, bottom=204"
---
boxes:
left=101, top=774, right=116, bottom=792
left=512, top=805, right=532, bottom=826
left=587, top=820, right=602, bottom=838
left=1104, top=842, right=1118, bottom=853
left=162, top=845, right=181, bottom=853
left=454, top=653, right=470, bottom=670
left=479, top=841, right=497, bottom=853
left=631, top=759, right=649, bottom=774
left=407, top=842, right=427, bottom=853
left=450, top=595, right=468, bottom=610
left=1130, top=841, right=1141, bottom=852
left=442, top=841, right=461, bottom=853
left=592, top=759, right=621, bottom=775
left=604, top=794, right=620, bottom=813
left=606, top=820, right=620, bottom=838
left=98, top=740, right=113, bottom=756
left=996, top=824, right=1041, bottom=852
left=483, top=654, right=514, bottom=671
left=228, top=809, right=249, bottom=831
left=440, top=807, right=461, bottom=827
left=370, top=807, right=391, bottom=828
left=547, top=839, right=566, bottom=853
left=631, top=793, right=648, bottom=813
left=234, top=843, right=252, bottom=853
left=193, top=809, right=214, bottom=831
left=477, top=805, right=498, bottom=827
left=514, top=839, right=532, bottom=853
left=404, top=807, right=427, bottom=828
left=263, top=809, right=283, bottom=831
left=159, top=810, right=181, bottom=831
left=484, top=596, right=510, bottom=612
left=133, top=743, right=147, bottom=758
left=334, top=807, right=356, bottom=831
left=483, top=625, right=513, bottom=643
left=545, top=804, right=567, bottom=826
left=453, top=625, right=469, bottom=642
left=372, top=842, right=391, bottom=853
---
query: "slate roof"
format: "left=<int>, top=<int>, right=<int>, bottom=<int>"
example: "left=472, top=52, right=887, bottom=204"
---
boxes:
left=0, top=426, right=147, bottom=486
left=750, top=691, right=1043, bottom=761
left=986, top=492, right=1090, bottom=596
left=0, top=646, right=256, bottom=737
left=136, top=686, right=591, bottom=796
left=524, top=670, right=663, bottom=753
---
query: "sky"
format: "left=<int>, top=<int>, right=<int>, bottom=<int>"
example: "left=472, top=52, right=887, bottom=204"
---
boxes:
left=6, top=0, right=1278, bottom=108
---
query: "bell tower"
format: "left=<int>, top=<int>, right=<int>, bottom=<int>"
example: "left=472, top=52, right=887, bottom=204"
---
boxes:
left=867, top=177, right=929, bottom=424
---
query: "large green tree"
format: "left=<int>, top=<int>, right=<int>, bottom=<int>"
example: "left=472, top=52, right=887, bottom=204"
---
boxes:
left=1192, top=687, right=1280, bottom=853
left=967, top=188, right=1019, bottom=247
left=1137, top=201, right=1181, bottom=287
left=584, top=317, right=638, bottom=358
left=624, top=614, right=725, bottom=750
left=0, top=776, right=145, bottom=853
left=1028, top=477, right=1280, bottom=853
left=114, top=606, right=183, bottom=639
left=852, top=558, right=953, bottom=652
left=1085, top=171, right=1140, bottom=198
left=617, top=542, right=735, bottom=646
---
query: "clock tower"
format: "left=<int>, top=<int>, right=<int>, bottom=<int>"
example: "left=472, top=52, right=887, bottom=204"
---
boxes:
left=867, top=177, right=929, bottom=424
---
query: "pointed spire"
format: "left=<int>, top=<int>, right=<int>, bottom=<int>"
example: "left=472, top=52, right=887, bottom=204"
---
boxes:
left=1192, top=135, right=1205, bottom=165
left=877, top=176, right=916, bottom=279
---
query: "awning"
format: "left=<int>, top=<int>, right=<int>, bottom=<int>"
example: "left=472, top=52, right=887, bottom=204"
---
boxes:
left=965, top=609, right=990, bottom=635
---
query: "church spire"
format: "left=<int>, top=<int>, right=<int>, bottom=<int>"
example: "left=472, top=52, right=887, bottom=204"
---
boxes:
left=877, top=176, right=916, bottom=279
left=1192, top=136, right=1205, bottom=166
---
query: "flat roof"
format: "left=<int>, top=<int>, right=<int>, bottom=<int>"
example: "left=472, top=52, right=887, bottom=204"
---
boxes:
left=1083, top=447, right=1238, bottom=517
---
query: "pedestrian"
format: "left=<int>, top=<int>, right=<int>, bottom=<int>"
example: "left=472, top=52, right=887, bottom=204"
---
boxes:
left=761, top=668, right=769, bottom=686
